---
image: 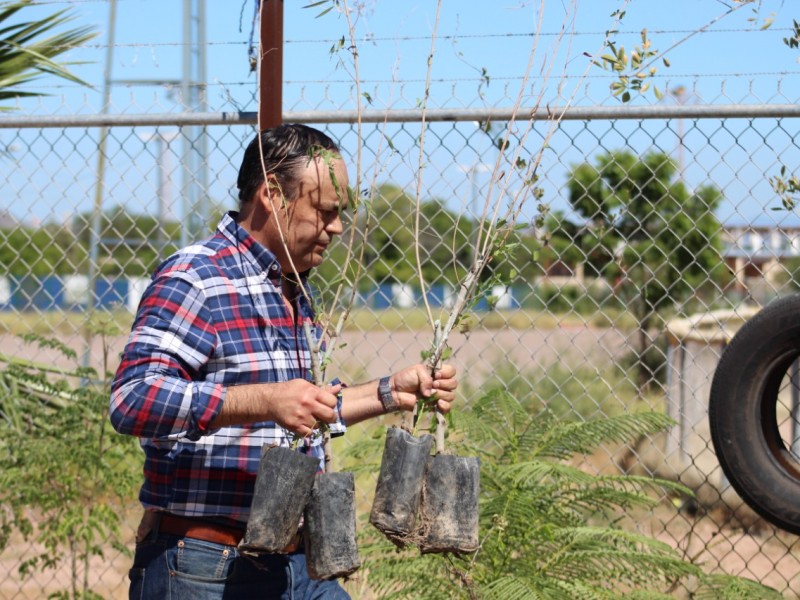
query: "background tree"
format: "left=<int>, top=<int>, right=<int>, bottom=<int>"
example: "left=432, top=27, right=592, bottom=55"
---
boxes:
left=74, top=206, right=180, bottom=277
left=555, top=150, right=727, bottom=389
left=0, top=224, right=82, bottom=277
left=315, top=183, right=472, bottom=292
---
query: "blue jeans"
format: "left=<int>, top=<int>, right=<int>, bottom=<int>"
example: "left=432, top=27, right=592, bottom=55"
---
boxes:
left=128, top=532, right=351, bottom=599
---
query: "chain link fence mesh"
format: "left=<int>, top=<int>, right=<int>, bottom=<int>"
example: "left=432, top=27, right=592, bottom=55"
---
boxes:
left=2, top=85, right=800, bottom=597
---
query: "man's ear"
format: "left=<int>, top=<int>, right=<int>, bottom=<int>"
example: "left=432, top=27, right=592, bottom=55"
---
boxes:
left=256, top=175, right=281, bottom=215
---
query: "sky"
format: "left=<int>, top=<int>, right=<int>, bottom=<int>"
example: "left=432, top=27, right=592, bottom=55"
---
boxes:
left=5, top=0, right=800, bottom=227
left=19, top=0, right=800, bottom=113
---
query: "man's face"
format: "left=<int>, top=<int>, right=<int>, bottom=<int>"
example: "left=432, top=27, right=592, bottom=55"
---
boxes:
left=266, top=156, right=348, bottom=274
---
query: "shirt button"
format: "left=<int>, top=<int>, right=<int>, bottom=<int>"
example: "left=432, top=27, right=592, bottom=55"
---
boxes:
left=270, top=264, right=278, bottom=271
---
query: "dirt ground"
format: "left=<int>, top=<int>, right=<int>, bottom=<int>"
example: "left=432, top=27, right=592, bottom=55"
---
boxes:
left=0, top=323, right=636, bottom=388
left=2, top=324, right=799, bottom=597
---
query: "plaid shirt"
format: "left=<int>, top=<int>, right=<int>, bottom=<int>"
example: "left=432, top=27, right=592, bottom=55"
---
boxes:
left=110, top=212, right=345, bottom=525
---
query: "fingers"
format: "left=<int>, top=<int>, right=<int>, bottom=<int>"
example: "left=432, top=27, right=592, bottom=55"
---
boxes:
left=428, top=364, right=458, bottom=413
left=434, top=364, right=456, bottom=380
left=308, top=386, right=339, bottom=428
left=323, top=382, right=343, bottom=399
left=433, top=364, right=457, bottom=392
left=389, top=363, right=458, bottom=414
left=416, top=364, right=436, bottom=397
left=294, top=423, right=315, bottom=438
left=280, top=380, right=340, bottom=436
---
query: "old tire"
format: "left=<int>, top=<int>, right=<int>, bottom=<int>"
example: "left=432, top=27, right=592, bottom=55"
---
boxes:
left=709, top=294, right=800, bottom=534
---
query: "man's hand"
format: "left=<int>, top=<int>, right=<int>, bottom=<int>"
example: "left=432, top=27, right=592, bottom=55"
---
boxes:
left=268, top=379, right=341, bottom=437
left=389, top=364, right=458, bottom=413
left=214, top=379, right=340, bottom=436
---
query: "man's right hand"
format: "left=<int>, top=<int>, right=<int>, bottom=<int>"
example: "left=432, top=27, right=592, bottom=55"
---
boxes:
left=210, top=379, right=341, bottom=436
left=268, top=379, right=341, bottom=437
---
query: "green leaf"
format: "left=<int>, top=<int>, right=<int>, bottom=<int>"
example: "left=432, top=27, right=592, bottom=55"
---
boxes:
left=0, top=3, right=97, bottom=107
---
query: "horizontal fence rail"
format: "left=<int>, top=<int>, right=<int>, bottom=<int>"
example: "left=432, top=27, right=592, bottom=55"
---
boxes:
left=2, top=102, right=800, bottom=128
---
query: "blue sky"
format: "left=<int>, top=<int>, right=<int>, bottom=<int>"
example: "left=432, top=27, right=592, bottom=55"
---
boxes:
left=18, top=0, right=800, bottom=113
left=6, top=0, right=800, bottom=227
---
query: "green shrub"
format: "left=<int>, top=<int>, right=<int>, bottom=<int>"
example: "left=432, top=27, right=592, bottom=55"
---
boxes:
left=0, top=326, right=141, bottom=599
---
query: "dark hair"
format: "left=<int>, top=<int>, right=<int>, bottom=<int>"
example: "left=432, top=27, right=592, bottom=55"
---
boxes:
left=236, top=124, right=340, bottom=207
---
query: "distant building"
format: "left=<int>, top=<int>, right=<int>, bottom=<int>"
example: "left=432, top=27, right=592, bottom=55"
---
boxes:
left=722, top=224, right=800, bottom=292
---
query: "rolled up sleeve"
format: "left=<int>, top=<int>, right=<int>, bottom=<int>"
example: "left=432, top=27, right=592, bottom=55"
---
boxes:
left=110, top=271, right=224, bottom=441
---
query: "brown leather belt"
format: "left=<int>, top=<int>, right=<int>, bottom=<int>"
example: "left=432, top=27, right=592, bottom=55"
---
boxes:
left=159, top=513, right=245, bottom=547
left=157, top=513, right=303, bottom=553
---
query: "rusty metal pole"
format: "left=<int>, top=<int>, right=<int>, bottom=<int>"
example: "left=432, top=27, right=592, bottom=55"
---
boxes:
left=259, top=0, right=284, bottom=130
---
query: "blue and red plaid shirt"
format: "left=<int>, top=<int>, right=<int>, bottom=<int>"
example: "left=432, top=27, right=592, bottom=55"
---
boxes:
left=110, top=212, right=345, bottom=525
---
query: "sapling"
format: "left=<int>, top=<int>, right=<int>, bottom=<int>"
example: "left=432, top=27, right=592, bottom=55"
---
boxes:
left=386, top=0, right=759, bottom=560
left=0, top=318, right=139, bottom=600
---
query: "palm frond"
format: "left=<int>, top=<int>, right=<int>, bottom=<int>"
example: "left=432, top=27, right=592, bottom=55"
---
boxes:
left=0, top=0, right=96, bottom=105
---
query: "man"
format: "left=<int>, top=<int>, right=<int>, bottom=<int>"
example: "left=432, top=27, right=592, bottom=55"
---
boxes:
left=110, top=124, right=458, bottom=599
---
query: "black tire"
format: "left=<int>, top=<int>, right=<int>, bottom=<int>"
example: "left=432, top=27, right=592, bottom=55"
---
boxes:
left=709, top=293, right=800, bottom=534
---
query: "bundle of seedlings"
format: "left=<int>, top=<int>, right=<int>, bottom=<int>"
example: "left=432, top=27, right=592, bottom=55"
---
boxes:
left=238, top=138, right=368, bottom=577
left=369, top=322, right=480, bottom=554
left=237, top=139, right=366, bottom=577
left=368, top=0, right=576, bottom=554
left=363, top=0, right=691, bottom=555
left=240, top=0, right=386, bottom=578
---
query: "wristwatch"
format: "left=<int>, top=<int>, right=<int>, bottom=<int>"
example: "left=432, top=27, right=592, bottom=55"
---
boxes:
left=378, top=376, right=399, bottom=413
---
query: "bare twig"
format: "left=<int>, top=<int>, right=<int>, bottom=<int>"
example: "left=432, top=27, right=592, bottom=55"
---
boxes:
left=320, top=0, right=367, bottom=327
left=303, top=319, right=332, bottom=470
left=429, top=321, right=446, bottom=454
left=420, top=0, right=632, bottom=373
left=414, top=0, right=444, bottom=331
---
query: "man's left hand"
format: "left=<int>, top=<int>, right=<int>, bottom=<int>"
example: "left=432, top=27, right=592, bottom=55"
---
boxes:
left=389, top=364, right=458, bottom=413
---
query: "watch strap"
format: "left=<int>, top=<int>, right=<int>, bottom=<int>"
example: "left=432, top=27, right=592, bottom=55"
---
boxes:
left=378, top=376, right=398, bottom=413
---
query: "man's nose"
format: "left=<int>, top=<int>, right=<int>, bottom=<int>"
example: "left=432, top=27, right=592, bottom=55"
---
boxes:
left=327, top=214, right=344, bottom=236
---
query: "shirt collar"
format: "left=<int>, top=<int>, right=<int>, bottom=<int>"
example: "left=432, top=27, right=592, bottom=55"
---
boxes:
left=218, top=211, right=283, bottom=278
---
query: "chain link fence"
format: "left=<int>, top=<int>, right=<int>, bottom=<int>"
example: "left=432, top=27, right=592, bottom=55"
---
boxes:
left=2, top=85, right=800, bottom=597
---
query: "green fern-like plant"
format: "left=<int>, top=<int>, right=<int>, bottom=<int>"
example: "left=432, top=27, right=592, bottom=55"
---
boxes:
left=350, top=389, right=781, bottom=599
left=0, top=327, right=141, bottom=600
